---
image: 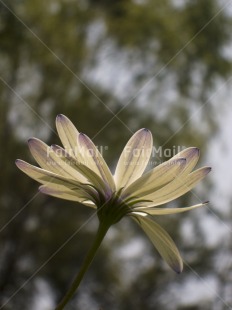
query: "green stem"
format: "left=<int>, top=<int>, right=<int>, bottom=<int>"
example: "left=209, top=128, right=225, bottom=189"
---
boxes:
left=55, top=221, right=110, bottom=310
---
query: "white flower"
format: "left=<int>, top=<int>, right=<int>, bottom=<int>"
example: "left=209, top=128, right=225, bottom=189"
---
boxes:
left=16, top=114, right=211, bottom=273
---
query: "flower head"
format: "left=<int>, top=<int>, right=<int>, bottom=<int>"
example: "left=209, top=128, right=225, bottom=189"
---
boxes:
left=16, top=114, right=211, bottom=273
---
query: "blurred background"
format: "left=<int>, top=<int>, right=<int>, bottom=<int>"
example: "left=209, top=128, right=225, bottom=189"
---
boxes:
left=0, top=0, right=232, bottom=309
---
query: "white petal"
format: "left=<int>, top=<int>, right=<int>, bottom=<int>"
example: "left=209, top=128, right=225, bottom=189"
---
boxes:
left=172, top=147, right=200, bottom=175
left=122, top=157, right=186, bottom=198
left=144, top=167, right=211, bottom=206
left=15, top=159, right=81, bottom=189
left=39, top=185, right=96, bottom=208
left=56, top=114, right=83, bottom=161
left=51, top=144, right=109, bottom=195
left=137, top=202, right=208, bottom=215
left=78, top=133, right=115, bottom=192
left=28, top=138, right=87, bottom=182
left=134, top=216, right=183, bottom=273
left=114, top=129, right=153, bottom=189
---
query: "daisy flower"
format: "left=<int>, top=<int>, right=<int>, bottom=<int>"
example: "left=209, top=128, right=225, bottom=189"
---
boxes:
left=16, top=114, right=211, bottom=309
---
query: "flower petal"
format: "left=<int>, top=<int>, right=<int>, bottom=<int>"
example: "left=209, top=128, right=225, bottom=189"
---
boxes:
left=39, top=185, right=96, bottom=208
left=28, top=138, right=86, bottom=182
left=144, top=167, right=211, bottom=206
left=137, top=202, right=208, bottom=215
left=122, top=157, right=186, bottom=198
left=15, top=159, right=80, bottom=189
left=134, top=216, right=183, bottom=273
left=78, top=133, right=115, bottom=192
left=172, top=147, right=200, bottom=175
left=51, top=144, right=109, bottom=195
left=56, top=114, right=83, bottom=161
left=114, top=129, right=153, bottom=189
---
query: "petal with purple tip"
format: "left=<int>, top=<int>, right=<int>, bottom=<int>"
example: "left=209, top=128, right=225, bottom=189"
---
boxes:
left=56, top=114, right=83, bottom=161
left=114, top=128, right=153, bottom=189
left=134, top=216, right=183, bottom=273
left=15, top=159, right=81, bottom=189
left=51, top=144, right=109, bottom=195
left=122, top=157, right=186, bottom=198
left=172, top=147, right=200, bottom=175
left=78, top=133, right=115, bottom=192
left=28, top=138, right=86, bottom=182
left=144, top=166, right=211, bottom=206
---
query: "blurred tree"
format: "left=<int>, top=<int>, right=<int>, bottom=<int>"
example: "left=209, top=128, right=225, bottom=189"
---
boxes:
left=0, top=0, right=231, bottom=309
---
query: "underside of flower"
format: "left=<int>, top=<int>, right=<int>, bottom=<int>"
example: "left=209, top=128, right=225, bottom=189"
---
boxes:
left=16, top=114, right=211, bottom=275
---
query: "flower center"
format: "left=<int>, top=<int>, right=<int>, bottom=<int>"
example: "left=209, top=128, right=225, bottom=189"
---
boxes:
left=96, top=190, right=131, bottom=226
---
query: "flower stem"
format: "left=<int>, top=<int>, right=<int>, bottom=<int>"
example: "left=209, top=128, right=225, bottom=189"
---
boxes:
left=54, top=221, right=110, bottom=310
